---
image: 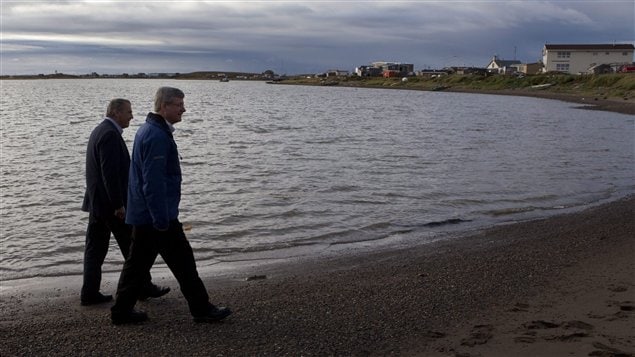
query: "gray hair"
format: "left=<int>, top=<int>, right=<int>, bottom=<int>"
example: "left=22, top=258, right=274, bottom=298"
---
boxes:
left=106, top=98, right=131, bottom=118
left=154, top=86, right=185, bottom=112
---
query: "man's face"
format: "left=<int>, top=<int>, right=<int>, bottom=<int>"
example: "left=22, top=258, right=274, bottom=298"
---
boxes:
left=114, top=102, right=133, bottom=128
left=163, top=97, right=186, bottom=124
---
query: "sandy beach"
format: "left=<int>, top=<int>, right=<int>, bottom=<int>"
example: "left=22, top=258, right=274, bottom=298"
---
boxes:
left=1, top=195, right=633, bottom=356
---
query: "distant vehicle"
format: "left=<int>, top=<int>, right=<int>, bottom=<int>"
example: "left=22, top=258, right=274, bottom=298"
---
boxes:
left=620, top=65, right=635, bottom=73
left=220, top=77, right=229, bottom=82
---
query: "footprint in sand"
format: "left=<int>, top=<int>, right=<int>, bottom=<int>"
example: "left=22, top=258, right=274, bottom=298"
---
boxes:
left=544, top=332, right=590, bottom=342
left=514, top=335, right=537, bottom=344
left=508, top=302, right=530, bottom=312
left=588, top=342, right=632, bottom=356
left=516, top=320, right=558, bottom=344
left=515, top=320, right=594, bottom=344
left=607, top=284, right=628, bottom=293
left=522, top=320, right=560, bottom=329
left=460, top=324, right=494, bottom=347
left=563, top=320, right=594, bottom=330
left=422, top=330, right=446, bottom=339
left=605, top=300, right=634, bottom=321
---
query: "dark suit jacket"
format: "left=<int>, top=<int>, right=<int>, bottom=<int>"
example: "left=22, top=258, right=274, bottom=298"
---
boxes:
left=82, top=119, right=130, bottom=217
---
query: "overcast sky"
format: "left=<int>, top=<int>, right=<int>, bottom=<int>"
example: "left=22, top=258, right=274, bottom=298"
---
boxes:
left=1, top=0, right=633, bottom=75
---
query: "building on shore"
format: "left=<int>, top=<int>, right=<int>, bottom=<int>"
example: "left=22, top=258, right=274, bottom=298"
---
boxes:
left=542, top=43, right=635, bottom=74
left=355, top=61, right=414, bottom=77
left=486, top=56, right=521, bottom=74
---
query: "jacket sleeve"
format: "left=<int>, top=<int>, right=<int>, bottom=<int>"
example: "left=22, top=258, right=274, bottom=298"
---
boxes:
left=140, top=133, right=170, bottom=230
left=98, top=131, right=126, bottom=210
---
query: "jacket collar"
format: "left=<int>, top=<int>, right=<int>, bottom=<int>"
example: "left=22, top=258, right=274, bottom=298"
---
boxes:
left=146, top=112, right=175, bottom=135
left=104, top=117, right=123, bottom=135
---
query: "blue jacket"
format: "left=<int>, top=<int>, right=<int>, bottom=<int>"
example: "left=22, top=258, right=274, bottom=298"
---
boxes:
left=126, top=112, right=182, bottom=230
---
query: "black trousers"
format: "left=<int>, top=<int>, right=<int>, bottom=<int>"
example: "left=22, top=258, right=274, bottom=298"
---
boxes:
left=81, top=213, right=152, bottom=299
left=112, top=219, right=210, bottom=316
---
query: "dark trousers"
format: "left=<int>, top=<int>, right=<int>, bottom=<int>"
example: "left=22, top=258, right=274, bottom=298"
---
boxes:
left=112, top=220, right=210, bottom=316
left=81, top=213, right=152, bottom=299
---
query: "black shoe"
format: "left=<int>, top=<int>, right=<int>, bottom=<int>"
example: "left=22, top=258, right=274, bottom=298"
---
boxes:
left=81, top=292, right=113, bottom=306
left=111, top=309, right=148, bottom=325
left=193, top=305, right=232, bottom=323
left=138, top=284, right=171, bottom=301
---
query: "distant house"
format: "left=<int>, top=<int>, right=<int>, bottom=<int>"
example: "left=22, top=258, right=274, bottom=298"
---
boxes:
left=445, top=67, right=487, bottom=75
left=514, top=62, right=542, bottom=75
left=486, top=56, right=522, bottom=74
left=372, top=61, right=414, bottom=75
left=354, top=62, right=414, bottom=77
left=542, top=43, right=635, bottom=74
left=354, top=65, right=383, bottom=77
left=326, top=69, right=349, bottom=77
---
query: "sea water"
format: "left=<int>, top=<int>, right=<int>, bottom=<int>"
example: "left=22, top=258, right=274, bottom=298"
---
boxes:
left=1, top=79, right=633, bottom=281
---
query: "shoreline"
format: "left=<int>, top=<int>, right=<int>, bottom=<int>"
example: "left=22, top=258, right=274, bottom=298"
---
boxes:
left=441, top=87, right=635, bottom=115
left=325, top=82, right=635, bottom=116
left=1, top=196, right=633, bottom=356
left=5, top=76, right=634, bottom=115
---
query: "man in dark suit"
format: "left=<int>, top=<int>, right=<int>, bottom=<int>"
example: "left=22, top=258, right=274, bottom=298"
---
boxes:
left=81, top=98, right=170, bottom=306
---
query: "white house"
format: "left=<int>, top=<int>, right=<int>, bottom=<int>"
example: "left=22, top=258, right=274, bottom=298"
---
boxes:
left=486, top=55, right=522, bottom=74
left=542, top=43, right=634, bottom=74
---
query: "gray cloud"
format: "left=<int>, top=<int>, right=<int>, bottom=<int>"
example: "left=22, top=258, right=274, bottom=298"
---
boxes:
left=1, top=1, right=633, bottom=75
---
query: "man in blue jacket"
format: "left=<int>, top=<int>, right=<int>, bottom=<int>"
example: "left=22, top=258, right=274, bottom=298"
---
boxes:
left=81, top=98, right=169, bottom=306
left=111, top=87, right=231, bottom=325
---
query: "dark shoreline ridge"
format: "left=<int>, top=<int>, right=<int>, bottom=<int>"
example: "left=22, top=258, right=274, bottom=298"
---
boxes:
left=444, top=87, right=635, bottom=115
left=1, top=195, right=633, bottom=356
left=279, top=72, right=635, bottom=116
left=305, top=82, right=635, bottom=116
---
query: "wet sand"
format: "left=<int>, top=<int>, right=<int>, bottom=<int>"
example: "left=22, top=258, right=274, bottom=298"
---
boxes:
left=1, top=196, right=633, bottom=356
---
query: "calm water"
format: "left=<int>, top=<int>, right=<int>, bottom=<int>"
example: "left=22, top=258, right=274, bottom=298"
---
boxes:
left=1, top=79, right=633, bottom=281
